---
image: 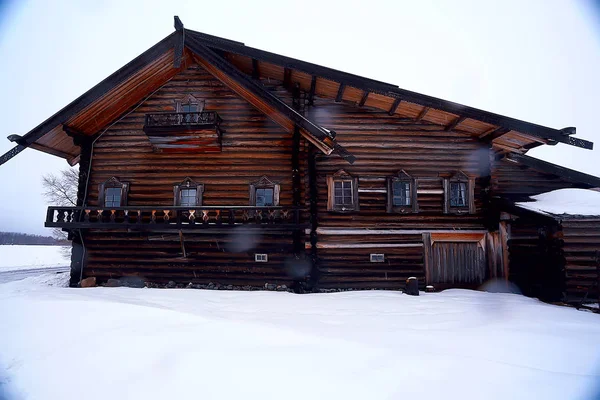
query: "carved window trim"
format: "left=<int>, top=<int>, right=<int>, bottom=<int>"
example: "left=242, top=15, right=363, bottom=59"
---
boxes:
left=327, top=169, right=359, bottom=212
left=98, top=177, right=129, bottom=208
left=175, top=94, right=205, bottom=113
left=443, top=171, right=475, bottom=214
left=249, top=176, right=280, bottom=206
left=173, top=177, right=204, bottom=207
left=387, top=170, right=418, bottom=213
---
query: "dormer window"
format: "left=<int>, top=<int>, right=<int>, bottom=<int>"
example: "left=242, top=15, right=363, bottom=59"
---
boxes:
left=98, top=177, right=129, bottom=208
left=444, top=171, right=475, bottom=214
left=327, top=170, right=359, bottom=212
left=250, top=176, right=280, bottom=207
left=387, top=170, right=417, bottom=213
left=174, top=177, right=203, bottom=207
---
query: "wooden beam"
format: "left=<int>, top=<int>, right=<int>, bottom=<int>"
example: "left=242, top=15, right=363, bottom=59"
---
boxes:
left=251, top=58, right=260, bottom=79
left=479, top=126, right=502, bottom=139
left=335, top=83, right=346, bottom=103
left=445, top=116, right=467, bottom=132
left=388, top=98, right=402, bottom=116
left=308, top=75, right=317, bottom=106
left=185, top=36, right=340, bottom=157
left=0, top=145, right=26, bottom=166
left=63, top=125, right=88, bottom=146
left=358, top=91, right=369, bottom=107
left=174, top=16, right=184, bottom=31
left=415, top=107, right=430, bottom=122
left=283, top=67, right=292, bottom=88
left=489, top=128, right=511, bottom=141
left=173, top=30, right=184, bottom=68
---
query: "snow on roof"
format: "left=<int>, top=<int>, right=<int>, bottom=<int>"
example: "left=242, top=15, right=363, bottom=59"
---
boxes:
left=516, top=188, right=600, bottom=217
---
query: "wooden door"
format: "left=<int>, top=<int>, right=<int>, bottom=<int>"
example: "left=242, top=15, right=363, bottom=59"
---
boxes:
left=431, top=241, right=486, bottom=284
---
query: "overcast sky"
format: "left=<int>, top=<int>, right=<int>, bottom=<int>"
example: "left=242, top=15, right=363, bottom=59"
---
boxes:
left=0, top=0, right=599, bottom=235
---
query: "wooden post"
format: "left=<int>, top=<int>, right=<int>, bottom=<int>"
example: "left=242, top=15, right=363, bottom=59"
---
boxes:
left=422, top=232, right=432, bottom=285
left=307, top=146, right=319, bottom=289
left=499, top=221, right=510, bottom=280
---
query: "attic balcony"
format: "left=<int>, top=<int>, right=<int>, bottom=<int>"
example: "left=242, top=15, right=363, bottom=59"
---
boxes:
left=45, top=206, right=307, bottom=232
left=143, top=111, right=223, bottom=152
left=143, top=111, right=221, bottom=132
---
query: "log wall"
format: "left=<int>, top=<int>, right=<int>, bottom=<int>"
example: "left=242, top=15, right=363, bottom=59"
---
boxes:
left=305, top=98, right=490, bottom=289
left=81, top=62, right=307, bottom=286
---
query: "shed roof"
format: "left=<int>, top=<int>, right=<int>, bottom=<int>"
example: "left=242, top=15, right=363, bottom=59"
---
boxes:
left=515, top=189, right=600, bottom=219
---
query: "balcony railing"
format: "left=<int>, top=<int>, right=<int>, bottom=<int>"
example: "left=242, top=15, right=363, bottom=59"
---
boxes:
left=45, top=206, right=306, bottom=231
left=143, top=111, right=221, bottom=133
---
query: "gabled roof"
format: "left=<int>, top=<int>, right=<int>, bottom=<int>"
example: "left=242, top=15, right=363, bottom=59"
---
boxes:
left=185, top=28, right=594, bottom=153
left=1, top=16, right=595, bottom=167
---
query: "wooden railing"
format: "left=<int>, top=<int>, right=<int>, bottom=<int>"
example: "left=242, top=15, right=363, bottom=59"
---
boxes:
left=45, top=206, right=305, bottom=230
left=144, top=111, right=221, bottom=132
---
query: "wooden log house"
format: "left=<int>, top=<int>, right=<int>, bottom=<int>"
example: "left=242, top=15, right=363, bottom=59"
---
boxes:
left=2, top=17, right=599, bottom=301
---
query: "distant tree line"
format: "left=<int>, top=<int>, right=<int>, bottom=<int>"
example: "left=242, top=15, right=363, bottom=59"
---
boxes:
left=0, top=231, right=68, bottom=246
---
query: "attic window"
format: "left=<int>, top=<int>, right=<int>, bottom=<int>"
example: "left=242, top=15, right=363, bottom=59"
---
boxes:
left=180, top=103, right=198, bottom=113
left=327, top=170, right=359, bottom=212
left=175, top=94, right=205, bottom=113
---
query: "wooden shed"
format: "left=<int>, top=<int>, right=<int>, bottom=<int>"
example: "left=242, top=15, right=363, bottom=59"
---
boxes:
left=503, top=189, right=600, bottom=304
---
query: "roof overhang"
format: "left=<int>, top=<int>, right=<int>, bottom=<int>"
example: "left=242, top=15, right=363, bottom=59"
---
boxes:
left=503, top=153, right=600, bottom=188
left=1, top=16, right=594, bottom=167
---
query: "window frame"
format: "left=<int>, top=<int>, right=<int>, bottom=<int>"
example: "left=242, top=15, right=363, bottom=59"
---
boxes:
left=443, top=171, right=475, bottom=214
left=327, top=169, right=359, bottom=212
left=173, top=177, right=204, bottom=207
left=249, top=176, right=280, bottom=207
left=387, top=170, right=418, bottom=213
left=175, top=94, right=205, bottom=113
left=98, top=177, right=129, bottom=208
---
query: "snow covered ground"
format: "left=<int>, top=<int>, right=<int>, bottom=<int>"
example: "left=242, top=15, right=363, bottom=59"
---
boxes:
left=0, top=245, right=69, bottom=272
left=1, top=274, right=599, bottom=400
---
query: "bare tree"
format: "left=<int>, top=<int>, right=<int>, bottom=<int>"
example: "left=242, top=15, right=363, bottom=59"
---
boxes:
left=42, top=168, right=79, bottom=245
left=42, top=168, right=79, bottom=206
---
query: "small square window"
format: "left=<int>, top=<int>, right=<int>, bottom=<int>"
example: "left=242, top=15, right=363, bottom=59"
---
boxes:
left=104, top=187, right=122, bottom=208
left=255, top=253, right=268, bottom=262
left=180, top=188, right=197, bottom=207
left=181, top=103, right=198, bottom=113
left=255, top=188, right=274, bottom=207
left=370, top=254, right=385, bottom=263
left=450, top=182, right=467, bottom=207
left=392, top=181, right=411, bottom=206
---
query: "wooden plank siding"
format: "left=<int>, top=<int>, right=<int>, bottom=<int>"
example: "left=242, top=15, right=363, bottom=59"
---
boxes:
left=561, top=219, right=600, bottom=302
left=82, top=62, right=308, bottom=286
